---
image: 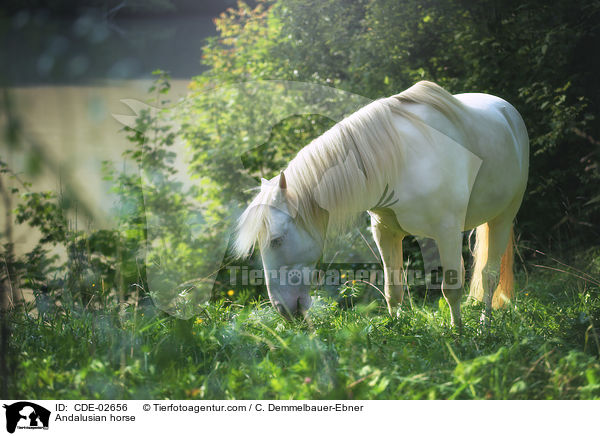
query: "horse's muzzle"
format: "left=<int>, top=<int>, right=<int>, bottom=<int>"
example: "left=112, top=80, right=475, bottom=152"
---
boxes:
left=273, top=295, right=312, bottom=320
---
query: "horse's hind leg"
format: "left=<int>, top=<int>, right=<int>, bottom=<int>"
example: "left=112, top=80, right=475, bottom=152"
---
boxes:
left=371, top=216, right=405, bottom=316
left=481, top=213, right=514, bottom=324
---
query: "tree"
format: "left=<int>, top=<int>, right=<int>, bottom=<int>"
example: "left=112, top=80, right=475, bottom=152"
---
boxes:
left=184, top=0, right=600, bottom=253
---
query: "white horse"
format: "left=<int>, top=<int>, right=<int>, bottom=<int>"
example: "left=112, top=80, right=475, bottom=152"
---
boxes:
left=234, top=81, right=528, bottom=328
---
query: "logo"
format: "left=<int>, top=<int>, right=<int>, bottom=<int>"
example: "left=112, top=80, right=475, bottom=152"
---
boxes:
left=3, top=402, right=50, bottom=434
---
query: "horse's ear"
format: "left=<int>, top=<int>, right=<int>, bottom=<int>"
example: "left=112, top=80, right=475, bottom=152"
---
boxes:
left=279, top=171, right=287, bottom=190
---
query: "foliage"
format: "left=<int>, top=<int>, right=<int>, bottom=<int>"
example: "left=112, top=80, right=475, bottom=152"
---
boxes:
left=2, top=0, right=600, bottom=401
left=187, top=0, right=600, bottom=253
left=6, top=268, right=600, bottom=399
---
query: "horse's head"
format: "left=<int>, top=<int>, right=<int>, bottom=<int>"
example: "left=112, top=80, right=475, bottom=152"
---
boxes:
left=235, top=172, right=324, bottom=319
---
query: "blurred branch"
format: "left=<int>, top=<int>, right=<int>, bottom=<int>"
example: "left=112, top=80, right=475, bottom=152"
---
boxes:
left=573, top=127, right=600, bottom=147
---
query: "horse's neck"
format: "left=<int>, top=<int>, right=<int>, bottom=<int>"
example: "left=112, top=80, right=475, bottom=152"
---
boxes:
left=304, top=146, right=380, bottom=235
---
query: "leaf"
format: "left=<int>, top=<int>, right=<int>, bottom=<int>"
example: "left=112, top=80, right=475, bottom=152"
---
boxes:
left=509, top=380, right=527, bottom=394
left=584, top=195, right=600, bottom=206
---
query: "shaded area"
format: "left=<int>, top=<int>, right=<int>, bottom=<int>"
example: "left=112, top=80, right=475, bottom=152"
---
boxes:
left=1, top=0, right=239, bottom=17
left=1, top=11, right=220, bottom=85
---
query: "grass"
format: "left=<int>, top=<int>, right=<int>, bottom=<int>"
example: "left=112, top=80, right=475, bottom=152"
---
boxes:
left=6, top=266, right=600, bottom=400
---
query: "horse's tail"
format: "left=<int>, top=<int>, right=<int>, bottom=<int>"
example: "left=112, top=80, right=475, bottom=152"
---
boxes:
left=468, top=223, right=514, bottom=309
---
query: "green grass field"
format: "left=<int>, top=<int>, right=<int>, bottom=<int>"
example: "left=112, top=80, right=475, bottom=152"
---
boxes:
left=7, top=265, right=600, bottom=400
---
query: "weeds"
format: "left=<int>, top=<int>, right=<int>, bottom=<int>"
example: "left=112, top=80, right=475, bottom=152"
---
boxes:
left=6, top=266, right=600, bottom=400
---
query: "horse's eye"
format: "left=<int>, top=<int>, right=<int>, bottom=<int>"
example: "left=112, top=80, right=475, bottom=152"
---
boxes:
left=270, top=236, right=284, bottom=248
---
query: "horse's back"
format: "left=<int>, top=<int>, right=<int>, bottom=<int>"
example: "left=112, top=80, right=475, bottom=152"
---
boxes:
left=454, top=92, right=529, bottom=167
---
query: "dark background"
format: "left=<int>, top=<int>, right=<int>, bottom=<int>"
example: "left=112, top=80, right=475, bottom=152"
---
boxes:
left=0, top=0, right=243, bottom=84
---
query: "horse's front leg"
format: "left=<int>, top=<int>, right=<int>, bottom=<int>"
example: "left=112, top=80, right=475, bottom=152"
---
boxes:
left=371, top=219, right=405, bottom=316
left=436, top=231, right=465, bottom=329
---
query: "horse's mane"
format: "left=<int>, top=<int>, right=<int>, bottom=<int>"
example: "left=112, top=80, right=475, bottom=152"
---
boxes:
left=233, top=81, right=466, bottom=258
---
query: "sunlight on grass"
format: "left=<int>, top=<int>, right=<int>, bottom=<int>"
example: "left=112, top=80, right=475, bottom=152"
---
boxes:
left=7, top=267, right=600, bottom=400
